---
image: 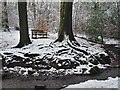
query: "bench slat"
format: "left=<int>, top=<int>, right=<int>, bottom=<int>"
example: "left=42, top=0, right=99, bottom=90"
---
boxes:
left=31, top=30, right=48, bottom=39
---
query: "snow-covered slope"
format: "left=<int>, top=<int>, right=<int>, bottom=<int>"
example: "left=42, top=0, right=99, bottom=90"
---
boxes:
left=0, top=30, right=112, bottom=76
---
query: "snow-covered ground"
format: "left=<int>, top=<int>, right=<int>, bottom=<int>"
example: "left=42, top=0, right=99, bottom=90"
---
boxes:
left=104, top=38, right=119, bottom=45
left=0, top=30, right=119, bottom=89
left=0, top=29, right=56, bottom=50
left=1, top=30, right=119, bottom=51
left=62, top=77, right=119, bottom=89
left=0, top=30, right=113, bottom=75
left=76, top=34, right=120, bottom=45
left=0, top=30, right=107, bottom=74
left=0, top=30, right=19, bottom=50
left=0, top=30, right=118, bottom=76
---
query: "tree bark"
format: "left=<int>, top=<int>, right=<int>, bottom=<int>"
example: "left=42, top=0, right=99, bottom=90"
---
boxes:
left=56, top=2, right=65, bottom=42
left=55, top=1, right=77, bottom=43
left=117, top=1, right=120, bottom=39
left=2, top=1, right=9, bottom=32
left=31, top=0, right=36, bottom=21
left=16, top=1, right=31, bottom=48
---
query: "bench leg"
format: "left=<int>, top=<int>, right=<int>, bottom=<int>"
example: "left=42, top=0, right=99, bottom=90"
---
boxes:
left=35, top=32, right=37, bottom=38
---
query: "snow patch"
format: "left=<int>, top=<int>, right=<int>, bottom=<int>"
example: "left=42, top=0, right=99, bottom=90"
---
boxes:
left=63, top=77, right=119, bottom=88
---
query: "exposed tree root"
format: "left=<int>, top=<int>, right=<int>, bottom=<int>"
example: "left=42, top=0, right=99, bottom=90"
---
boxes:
left=56, top=48, right=70, bottom=54
left=67, top=40, right=89, bottom=55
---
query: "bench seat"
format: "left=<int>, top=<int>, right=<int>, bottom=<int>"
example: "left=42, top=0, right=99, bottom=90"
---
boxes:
left=31, top=30, right=48, bottom=39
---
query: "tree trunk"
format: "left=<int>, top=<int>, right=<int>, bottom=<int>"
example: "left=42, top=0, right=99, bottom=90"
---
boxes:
left=32, top=0, right=36, bottom=28
left=55, top=1, right=77, bottom=43
left=16, top=1, right=31, bottom=48
left=45, top=1, right=50, bottom=26
left=2, top=1, right=9, bottom=32
left=56, top=2, right=65, bottom=42
left=117, top=1, right=120, bottom=39
left=31, top=0, right=36, bottom=20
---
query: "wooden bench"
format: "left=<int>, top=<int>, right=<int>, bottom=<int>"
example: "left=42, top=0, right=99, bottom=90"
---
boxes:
left=31, top=30, right=48, bottom=39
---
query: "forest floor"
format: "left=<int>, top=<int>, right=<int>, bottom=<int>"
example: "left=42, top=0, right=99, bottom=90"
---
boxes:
left=0, top=30, right=120, bottom=89
left=2, top=68, right=119, bottom=89
left=1, top=44, right=120, bottom=89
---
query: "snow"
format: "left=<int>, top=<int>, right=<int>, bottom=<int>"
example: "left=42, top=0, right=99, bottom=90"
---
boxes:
left=63, top=77, right=119, bottom=89
left=0, top=30, right=119, bottom=90
left=33, top=72, right=39, bottom=76
left=77, top=34, right=120, bottom=45
left=104, top=38, right=119, bottom=45
left=0, top=30, right=19, bottom=50
left=0, top=30, right=114, bottom=76
left=0, top=30, right=55, bottom=54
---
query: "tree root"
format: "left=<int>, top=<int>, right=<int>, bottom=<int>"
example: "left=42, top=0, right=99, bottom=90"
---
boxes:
left=67, top=40, right=89, bottom=55
left=56, top=48, right=70, bottom=54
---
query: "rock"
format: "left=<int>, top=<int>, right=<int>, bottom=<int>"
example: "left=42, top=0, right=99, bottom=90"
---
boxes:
left=99, top=54, right=111, bottom=64
left=6, top=62, right=21, bottom=68
left=71, top=61, right=79, bottom=68
left=50, top=58, right=80, bottom=69
left=28, top=70, right=35, bottom=75
left=57, top=59, right=72, bottom=69
left=89, top=66, right=103, bottom=75
left=37, top=65, right=51, bottom=69
left=89, top=58, right=99, bottom=65
left=50, top=61, right=59, bottom=69
left=2, top=57, right=7, bottom=66
left=79, top=60, right=88, bottom=65
left=3, top=52, right=13, bottom=55
left=89, top=65, right=93, bottom=67
left=82, top=68, right=87, bottom=74
left=24, top=53, right=39, bottom=58
left=12, top=55, right=24, bottom=61
left=24, top=58, right=31, bottom=62
left=35, top=59, right=48, bottom=65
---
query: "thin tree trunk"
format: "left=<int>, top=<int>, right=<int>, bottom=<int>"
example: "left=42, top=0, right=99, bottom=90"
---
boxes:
left=16, top=1, right=31, bottom=48
left=117, top=1, right=120, bottom=39
left=32, top=0, right=36, bottom=20
left=32, top=0, right=36, bottom=28
left=45, top=0, right=49, bottom=26
left=2, top=1, right=9, bottom=32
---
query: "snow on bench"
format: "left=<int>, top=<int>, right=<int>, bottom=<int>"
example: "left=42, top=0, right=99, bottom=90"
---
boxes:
left=31, top=29, right=48, bottom=39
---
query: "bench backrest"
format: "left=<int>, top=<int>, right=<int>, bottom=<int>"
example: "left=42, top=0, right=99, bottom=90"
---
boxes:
left=32, top=30, right=47, bottom=33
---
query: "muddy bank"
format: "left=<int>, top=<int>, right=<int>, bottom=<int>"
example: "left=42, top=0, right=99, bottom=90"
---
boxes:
left=2, top=67, right=119, bottom=89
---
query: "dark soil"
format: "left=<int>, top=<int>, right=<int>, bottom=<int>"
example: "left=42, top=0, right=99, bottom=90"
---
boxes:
left=2, top=67, right=119, bottom=89
left=103, top=44, right=120, bottom=67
